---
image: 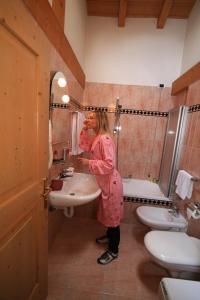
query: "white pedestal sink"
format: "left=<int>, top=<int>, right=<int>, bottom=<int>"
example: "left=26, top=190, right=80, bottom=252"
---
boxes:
left=48, top=172, right=101, bottom=209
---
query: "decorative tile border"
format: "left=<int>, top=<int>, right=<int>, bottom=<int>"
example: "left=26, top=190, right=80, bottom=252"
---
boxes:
left=188, top=104, right=200, bottom=113
left=50, top=101, right=82, bottom=110
left=121, top=108, right=168, bottom=117
left=83, top=106, right=168, bottom=117
left=51, top=103, right=200, bottom=115
left=51, top=103, right=69, bottom=109
left=83, top=106, right=108, bottom=112
left=124, top=196, right=172, bottom=207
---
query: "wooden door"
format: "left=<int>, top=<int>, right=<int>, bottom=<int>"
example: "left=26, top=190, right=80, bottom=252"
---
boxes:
left=0, top=10, right=48, bottom=300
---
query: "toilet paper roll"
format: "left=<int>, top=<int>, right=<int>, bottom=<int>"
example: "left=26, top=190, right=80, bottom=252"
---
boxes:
left=187, top=208, right=200, bottom=220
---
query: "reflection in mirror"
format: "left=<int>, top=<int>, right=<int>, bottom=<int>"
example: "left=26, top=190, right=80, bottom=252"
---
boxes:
left=49, top=72, right=71, bottom=166
left=49, top=71, right=82, bottom=171
left=51, top=71, right=70, bottom=104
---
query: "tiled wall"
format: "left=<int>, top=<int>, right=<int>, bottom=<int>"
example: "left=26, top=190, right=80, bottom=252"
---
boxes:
left=47, top=62, right=84, bottom=249
left=177, top=80, right=200, bottom=238
left=50, top=82, right=187, bottom=182
left=83, top=82, right=183, bottom=179
left=49, top=107, right=72, bottom=181
left=71, top=82, right=175, bottom=222
left=50, top=80, right=200, bottom=235
left=118, top=114, right=165, bottom=179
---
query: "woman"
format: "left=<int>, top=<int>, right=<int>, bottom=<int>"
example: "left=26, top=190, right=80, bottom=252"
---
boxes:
left=78, top=111, right=124, bottom=265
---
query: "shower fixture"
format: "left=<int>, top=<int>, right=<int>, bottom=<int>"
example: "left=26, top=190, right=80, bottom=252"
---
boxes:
left=113, top=98, right=122, bottom=134
left=113, top=98, right=122, bottom=170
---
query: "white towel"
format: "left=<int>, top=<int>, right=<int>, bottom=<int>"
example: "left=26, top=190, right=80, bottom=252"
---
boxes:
left=175, top=170, right=194, bottom=200
left=71, top=112, right=85, bottom=155
left=48, top=120, right=53, bottom=169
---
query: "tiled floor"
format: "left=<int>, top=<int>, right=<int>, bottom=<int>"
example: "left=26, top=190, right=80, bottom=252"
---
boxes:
left=47, top=217, right=168, bottom=300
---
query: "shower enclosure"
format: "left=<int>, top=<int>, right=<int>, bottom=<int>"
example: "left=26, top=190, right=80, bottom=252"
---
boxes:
left=114, top=104, right=188, bottom=201
left=159, top=105, right=188, bottom=198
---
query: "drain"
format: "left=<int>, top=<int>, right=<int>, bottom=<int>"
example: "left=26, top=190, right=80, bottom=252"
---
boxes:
left=69, top=193, right=75, bottom=196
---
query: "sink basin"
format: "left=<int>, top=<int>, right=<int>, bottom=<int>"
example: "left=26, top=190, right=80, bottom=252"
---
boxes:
left=48, top=172, right=101, bottom=208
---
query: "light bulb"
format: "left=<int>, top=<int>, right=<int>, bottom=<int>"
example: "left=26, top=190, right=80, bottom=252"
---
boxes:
left=58, top=77, right=67, bottom=87
left=168, top=130, right=174, bottom=135
left=62, top=94, right=70, bottom=103
left=116, top=125, right=121, bottom=131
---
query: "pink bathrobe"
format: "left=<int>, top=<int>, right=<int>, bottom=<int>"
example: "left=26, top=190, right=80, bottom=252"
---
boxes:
left=79, top=129, right=124, bottom=227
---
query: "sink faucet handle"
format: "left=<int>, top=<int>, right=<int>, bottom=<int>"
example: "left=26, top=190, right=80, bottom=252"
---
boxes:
left=172, top=203, right=178, bottom=210
left=194, top=202, right=200, bottom=209
left=169, top=204, right=179, bottom=217
left=60, top=167, right=74, bottom=178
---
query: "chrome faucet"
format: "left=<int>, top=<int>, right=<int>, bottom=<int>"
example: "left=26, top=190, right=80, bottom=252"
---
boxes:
left=168, top=205, right=179, bottom=217
left=60, top=167, right=74, bottom=178
left=187, top=202, right=200, bottom=217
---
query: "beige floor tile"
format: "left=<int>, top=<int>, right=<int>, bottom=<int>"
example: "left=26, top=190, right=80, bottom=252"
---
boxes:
left=47, top=217, right=164, bottom=300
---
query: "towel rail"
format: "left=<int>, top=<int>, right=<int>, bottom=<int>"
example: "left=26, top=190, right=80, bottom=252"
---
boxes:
left=191, top=176, right=200, bottom=182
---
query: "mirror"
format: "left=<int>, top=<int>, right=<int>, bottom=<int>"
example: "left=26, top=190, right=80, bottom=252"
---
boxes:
left=50, top=71, right=70, bottom=105
left=50, top=72, right=72, bottom=164
left=49, top=71, right=83, bottom=169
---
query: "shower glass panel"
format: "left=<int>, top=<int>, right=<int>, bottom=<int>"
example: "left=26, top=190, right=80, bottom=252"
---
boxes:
left=159, top=106, right=188, bottom=198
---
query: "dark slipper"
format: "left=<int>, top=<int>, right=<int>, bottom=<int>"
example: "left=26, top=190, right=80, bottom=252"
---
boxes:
left=97, top=250, right=118, bottom=265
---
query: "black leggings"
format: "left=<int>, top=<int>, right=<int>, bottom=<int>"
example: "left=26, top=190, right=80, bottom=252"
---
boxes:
left=107, top=226, right=120, bottom=254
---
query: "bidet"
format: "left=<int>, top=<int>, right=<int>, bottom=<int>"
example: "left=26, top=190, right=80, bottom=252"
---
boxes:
left=136, top=206, right=187, bottom=231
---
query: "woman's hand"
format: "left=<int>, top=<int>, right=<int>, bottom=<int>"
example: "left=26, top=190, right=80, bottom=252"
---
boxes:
left=78, top=157, right=89, bottom=166
left=83, top=120, right=89, bottom=130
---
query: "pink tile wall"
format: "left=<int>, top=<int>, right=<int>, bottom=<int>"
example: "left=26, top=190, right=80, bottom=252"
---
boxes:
left=83, top=82, right=161, bottom=110
left=186, top=79, right=200, bottom=106
left=83, top=82, right=172, bottom=180
left=118, top=115, right=159, bottom=178
left=50, top=80, right=200, bottom=230
left=158, top=88, right=186, bottom=111
left=49, top=109, right=72, bottom=181
left=179, top=80, right=200, bottom=201
left=52, top=109, right=71, bottom=145
left=176, top=79, right=200, bottom=238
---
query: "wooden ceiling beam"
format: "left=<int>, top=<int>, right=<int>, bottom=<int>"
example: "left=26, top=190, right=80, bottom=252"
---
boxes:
left=118, top=0, right=127, bottom=27
left=172, top=62, right=200, bottom=95
left=52, top=0, right=65, bottom=30
left=157, top=0, right=173, bottom=29
left=87, top=0, right=196, bottom=20
left=23, top=0, right=85, bottom=88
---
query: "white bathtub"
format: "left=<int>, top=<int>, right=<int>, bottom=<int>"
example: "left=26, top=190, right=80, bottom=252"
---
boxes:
left=122, top=178, right=169, bottom=201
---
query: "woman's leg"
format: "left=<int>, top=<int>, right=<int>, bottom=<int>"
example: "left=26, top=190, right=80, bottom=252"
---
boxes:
left=107, top=226, right=120, bottom=254
left=97, top=226, right=120, bottom=264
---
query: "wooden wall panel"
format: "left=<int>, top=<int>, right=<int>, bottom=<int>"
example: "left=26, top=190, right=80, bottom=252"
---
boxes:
left=0, top=23, right=38, bottom=199
left=0, top=217, right=38, bottom=300
left=0, top=0, right=84, bottom=298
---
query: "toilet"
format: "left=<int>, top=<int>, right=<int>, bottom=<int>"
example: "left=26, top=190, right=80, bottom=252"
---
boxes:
left=136, top=206, right=188, bottom=231
left=159, top=278, right=200, bottom=300
left=144, top=231, right=200, bottom=279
